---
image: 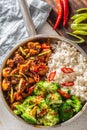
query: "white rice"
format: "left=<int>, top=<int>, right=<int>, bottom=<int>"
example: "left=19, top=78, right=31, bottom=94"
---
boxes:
left=47, top=41, right=87, bottom=102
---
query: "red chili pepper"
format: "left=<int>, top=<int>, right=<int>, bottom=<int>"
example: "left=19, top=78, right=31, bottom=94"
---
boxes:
left=54, top=0, right=63, bottom=29
left=48, top=71, right=56, bottom=81
left=34, top=74, right=40, bottom=82
left=61, top=0, right=69, bottom=26
left=61, top=67, right=74, bottom=73
left=57, top=89, right=71, bottom=98
left=41, top=44, right=50, bottom=49
left=28, top=86, right=34, bottom=95
left=61, top=81, right=74, bottom=86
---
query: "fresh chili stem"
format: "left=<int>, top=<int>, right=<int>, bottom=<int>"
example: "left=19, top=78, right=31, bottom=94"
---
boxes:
left=77, top=8, right=87, bottom=12
left=71, top=24, right=87, bottom=31
left=66, top=32, right=85, bottom=43
left=73, top=16, right=87, bottom=24
left=71, top=13, right=87, bottom=20
left=73, top=30, right=87, bottom=35
left=61, top=0, right=69, bottom=26
left=53, top=0, right=63, bottom=29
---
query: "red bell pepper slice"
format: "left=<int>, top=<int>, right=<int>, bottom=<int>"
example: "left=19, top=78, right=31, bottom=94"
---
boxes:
left=41, top=44, right=50, bottom=49
left=28, top=86, right=35, bottom=95
left=61, top=67, right=74, bottom=73
left=61, top=81, right=74, bottom=86
left=48, top=71, right=56, bottom=81
left=57, top=89, right=71, bottom=98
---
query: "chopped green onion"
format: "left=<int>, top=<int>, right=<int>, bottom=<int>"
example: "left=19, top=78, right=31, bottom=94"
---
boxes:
left=18, top=78, right=23, bottom=92
left=19, top=72, right=28, bottom=81
left=10, top=74, right=21, bottom=78
left=38, top=50, right=51, bottom=56
left=19, top=46, right=26, bottom=56
left=30, top=57, right=35, bottom=60
left=10, top=87, right=14, bottom=103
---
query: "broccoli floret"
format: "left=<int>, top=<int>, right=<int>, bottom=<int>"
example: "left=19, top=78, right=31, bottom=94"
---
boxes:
left=34, top=81, right=60, bottom=96
left=43, top=81, right=60, bottom=93
left=23, top=96, right=36, bottom=105
left=46, top=82, right=60, bottom=93
left=59, top=102, right=74, bottom=122
left=38, top=99, right=48, bottom=110
left=37, top=109, right=59, bottom=126
left=34, top=81, right=45, bottom=96
left=21, top=113, right=37, bottom=124
left=66, top=95, right=82, bottom=113
left=71, top=95, right=82, bottom=113
left=46, top=92, right=62, bottom=109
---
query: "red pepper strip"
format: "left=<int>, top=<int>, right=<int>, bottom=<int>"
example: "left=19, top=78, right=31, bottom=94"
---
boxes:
left=34, top=74, right=40, bottom=82
left=57, top=89, right=71, bottom=98
left=39, top=110, right=47, bottom=117
left=53, top=0, right=63, bottom=29
left=48, top=71, right=56, bottom=81
left=41, top=44, right=50, bottom=49
left=28, top=86, right=35, bottom=95
left=61, top=0, right=69, bottom=26
left=61, top=67, right=74, bottom=73
left=61, top=81, right=74, bottom=86
left=14, top=92, right=22, bottom=101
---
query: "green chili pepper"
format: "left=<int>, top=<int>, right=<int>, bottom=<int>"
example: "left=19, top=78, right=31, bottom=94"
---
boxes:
left=73, top=30, right=87, bottom=35
left=77, top=8, right=87, bottom=12
left=71, top=24, right=87, bottom=31
left=38, top=50, right=51, bottom=56
left=19, top=46, right=26, bottom=56
left=71, top=13, right=87, bottom=20
left=66, top=32, right=85, bottom=43
left=73, top=16, right=87, bottom=24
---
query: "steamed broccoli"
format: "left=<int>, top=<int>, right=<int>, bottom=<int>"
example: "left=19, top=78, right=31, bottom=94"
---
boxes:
left=34, top=81, right=60, bottom=96
left=21, top=113, right=37, bottom=124
left=46, top=92, right=62, bottom=109
left=59, top=102, right=74, bottom=122
left=66, top=95, right=82, bottom=113
left=46, top=82, right=60, bottom=93
left=37, top=109, right=59, bottom=126
left=34, top=81, right=45, bottom=96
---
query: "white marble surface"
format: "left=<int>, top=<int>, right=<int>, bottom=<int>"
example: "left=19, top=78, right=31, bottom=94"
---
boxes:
left=0, top=22, right=87, bottom=130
